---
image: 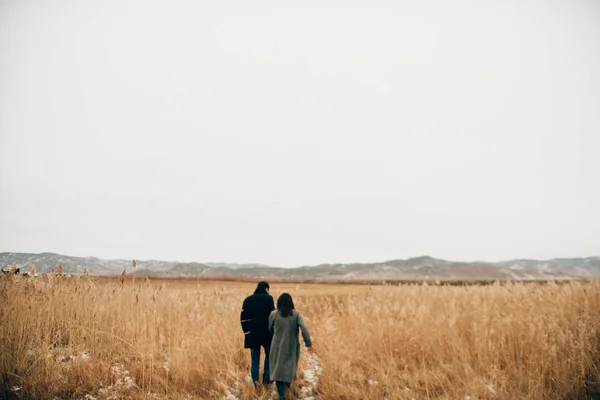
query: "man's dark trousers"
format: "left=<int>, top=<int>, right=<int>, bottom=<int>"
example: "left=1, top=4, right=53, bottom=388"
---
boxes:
left=250, top=344, right=271, bottom=385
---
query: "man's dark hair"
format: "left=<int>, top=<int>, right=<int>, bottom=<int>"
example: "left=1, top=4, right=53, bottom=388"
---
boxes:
left=277, top=293, right=295, bottom=317
left=256, top=281, right=269, bottom=291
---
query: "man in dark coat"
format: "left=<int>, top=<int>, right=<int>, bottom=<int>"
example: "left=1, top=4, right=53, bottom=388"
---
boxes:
left=240, top=281, right=275, bottom=387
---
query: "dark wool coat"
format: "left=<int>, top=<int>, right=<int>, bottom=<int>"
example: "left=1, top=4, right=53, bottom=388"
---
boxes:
left=240, top=288, right=275, bottom=348
left=268, top=310, right=312, bottom=383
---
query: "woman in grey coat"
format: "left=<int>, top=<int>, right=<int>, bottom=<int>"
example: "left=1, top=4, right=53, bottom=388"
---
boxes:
left=269, top=293, right=313, bottom=400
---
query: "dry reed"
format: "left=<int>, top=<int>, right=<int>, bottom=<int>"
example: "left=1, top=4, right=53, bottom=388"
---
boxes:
left=1, top=276, right=599, bottom=399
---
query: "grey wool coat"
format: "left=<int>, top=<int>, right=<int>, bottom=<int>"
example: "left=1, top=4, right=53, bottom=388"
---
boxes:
left=268, top=310, right=313, bottom=383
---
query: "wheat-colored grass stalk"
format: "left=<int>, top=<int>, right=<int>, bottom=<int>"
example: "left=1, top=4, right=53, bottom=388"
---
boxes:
left=1, top=278, right=600, bottom=399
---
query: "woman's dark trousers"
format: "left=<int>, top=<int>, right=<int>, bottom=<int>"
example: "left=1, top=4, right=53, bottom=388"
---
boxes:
left=276, top=381, right=291, bottom=400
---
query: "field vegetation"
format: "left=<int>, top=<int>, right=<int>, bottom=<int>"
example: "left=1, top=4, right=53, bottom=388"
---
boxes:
left=1, top=275, right=600, bottom=399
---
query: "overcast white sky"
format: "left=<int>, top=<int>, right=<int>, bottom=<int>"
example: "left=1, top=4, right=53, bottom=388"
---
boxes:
left=1, top=0, right=599, bottom=267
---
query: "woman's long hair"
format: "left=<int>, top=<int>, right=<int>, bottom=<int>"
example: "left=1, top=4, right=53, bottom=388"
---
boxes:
left=277, top=293, right=295, bottom=317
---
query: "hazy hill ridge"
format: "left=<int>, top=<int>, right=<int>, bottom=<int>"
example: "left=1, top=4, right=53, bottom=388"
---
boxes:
left=1, top=252, right=599, bottom=280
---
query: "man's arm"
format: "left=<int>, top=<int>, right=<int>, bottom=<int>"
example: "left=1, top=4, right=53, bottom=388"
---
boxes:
left=240, top=298, right=251, bottom=334
left=268, top=296, right=275, bottom=313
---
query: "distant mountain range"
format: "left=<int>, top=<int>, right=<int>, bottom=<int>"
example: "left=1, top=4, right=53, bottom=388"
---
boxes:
left=1, top=252, right=600, bottom=280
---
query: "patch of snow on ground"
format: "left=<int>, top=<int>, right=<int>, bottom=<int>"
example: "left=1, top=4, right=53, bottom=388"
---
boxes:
left=223, top=390, right=239, bottom=400
left=46, top=348, right=91, bottom=363
left=299, top=352, right=322, bottom=399
left=218, top=382, right=240, bottom=400
left=97, top=363, right=136, bottom=400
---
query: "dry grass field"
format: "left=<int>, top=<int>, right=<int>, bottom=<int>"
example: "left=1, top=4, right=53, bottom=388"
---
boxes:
left=2, top=275, right=600, bottom=399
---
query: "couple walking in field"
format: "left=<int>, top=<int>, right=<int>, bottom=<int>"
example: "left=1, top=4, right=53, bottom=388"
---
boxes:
left=240, top=281, right=314, bottom=400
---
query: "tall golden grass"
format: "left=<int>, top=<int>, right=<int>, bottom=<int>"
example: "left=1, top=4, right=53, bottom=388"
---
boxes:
left=1, top=275, right=600, bottom=399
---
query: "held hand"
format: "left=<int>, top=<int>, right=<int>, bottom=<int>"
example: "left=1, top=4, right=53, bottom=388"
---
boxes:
left=307, top=345, right=316, bottom=354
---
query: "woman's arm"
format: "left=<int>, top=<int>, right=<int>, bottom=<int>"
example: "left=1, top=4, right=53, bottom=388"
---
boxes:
left=297, top=312, right=313, bottom=348
left=268, top=311, right=275, bottom=335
